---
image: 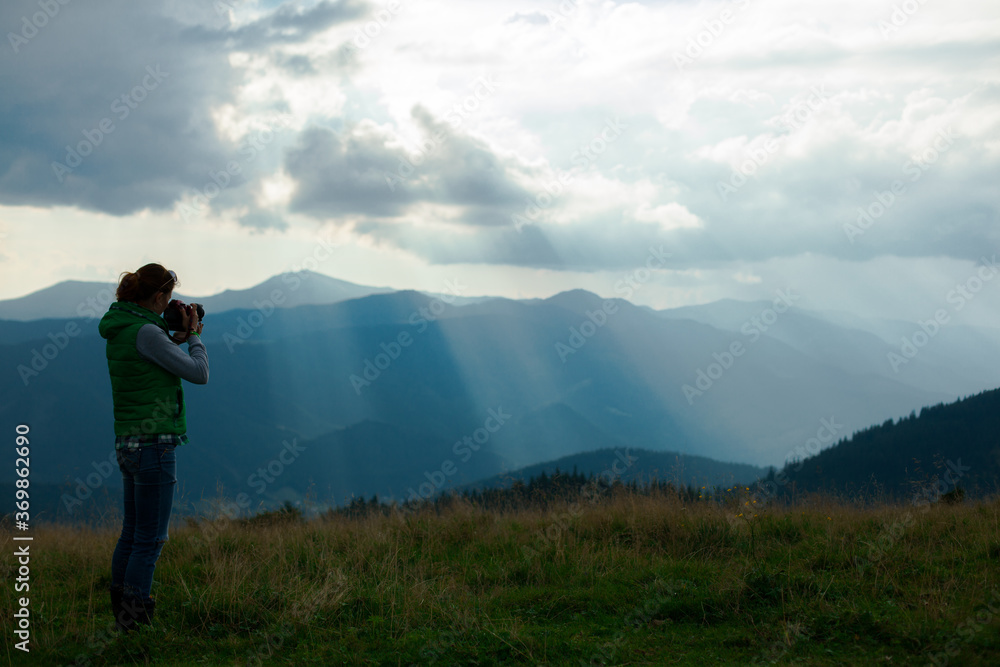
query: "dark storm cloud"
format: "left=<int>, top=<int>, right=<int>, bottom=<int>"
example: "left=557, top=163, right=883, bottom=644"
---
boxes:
left=408, top=105, right=531, bottom=215
left=285, top=124, right=420, bottom=218
left=285, top=104, right=533, bottom=224
left=0, top=0, right=360, bottom=218
left=1, top=0, right=228, bottom=214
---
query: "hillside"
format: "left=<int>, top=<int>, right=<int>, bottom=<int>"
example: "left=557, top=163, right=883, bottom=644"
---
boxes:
left=459, top=447, right=768, bottom=492
left=775, top=388, right=1000, bottom=500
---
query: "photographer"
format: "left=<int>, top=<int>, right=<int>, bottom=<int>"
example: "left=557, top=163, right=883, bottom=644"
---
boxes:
left=97, top=263, right=208, bottom=632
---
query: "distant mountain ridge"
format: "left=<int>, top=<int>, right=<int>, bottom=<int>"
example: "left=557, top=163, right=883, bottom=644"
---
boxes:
left=657, top=298, right=1000, bottom=398
left=0, top=271, right=409, bottom=320
left=459, top=447, right=768, bottom=493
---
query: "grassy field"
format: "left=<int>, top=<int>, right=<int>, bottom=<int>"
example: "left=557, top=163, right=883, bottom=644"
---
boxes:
left=3, top=487, right=1000, bottom=666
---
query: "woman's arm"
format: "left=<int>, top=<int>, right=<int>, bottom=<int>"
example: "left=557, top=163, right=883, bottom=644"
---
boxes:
left=135, top=324, right=209, bottom=384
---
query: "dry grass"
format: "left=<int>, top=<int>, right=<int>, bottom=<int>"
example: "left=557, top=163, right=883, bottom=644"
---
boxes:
left=2, top=490, right=999, bottom=665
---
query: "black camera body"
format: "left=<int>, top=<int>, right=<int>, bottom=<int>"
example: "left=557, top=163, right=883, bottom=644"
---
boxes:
left=164, top=299, right=206, bottom=331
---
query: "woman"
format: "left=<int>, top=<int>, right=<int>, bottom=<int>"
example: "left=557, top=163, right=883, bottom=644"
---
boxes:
left=97, top=263, right=209, bottom=632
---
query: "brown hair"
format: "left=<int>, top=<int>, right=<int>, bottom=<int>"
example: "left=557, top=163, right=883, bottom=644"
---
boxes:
left=115, top=263, right=178, bottom=303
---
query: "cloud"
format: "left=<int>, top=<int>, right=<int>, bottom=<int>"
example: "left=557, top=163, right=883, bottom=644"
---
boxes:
left=2, top=0, right=999, bottom=277
left=284, top=103, right=533, bottom=225
left=211, top=0, right=368, bottom=50
left=504, top=11, right=551, bottom=26
left=238, top=208, right=290, bottom=231
left=285, top=121, right=415, bottom=218
left=275, top=53, right=318, bottom=75
left=0, top=0, right=358, bottom=219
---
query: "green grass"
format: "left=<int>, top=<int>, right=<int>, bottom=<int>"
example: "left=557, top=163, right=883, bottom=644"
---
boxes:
left=3, top=490, right=1000, bottom=666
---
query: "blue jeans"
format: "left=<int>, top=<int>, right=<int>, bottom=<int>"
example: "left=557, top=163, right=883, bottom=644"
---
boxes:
left=111, top=443, right=176, bottom=600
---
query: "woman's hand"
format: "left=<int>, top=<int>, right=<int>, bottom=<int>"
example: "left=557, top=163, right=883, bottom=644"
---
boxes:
left=172, top=304, right=202, bottom=343
left=179, top=303, right=201, bottom=331
left=187, top=304, right=202, bottom=334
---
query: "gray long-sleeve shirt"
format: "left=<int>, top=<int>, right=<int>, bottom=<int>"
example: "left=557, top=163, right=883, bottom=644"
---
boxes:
left=135, top=324, right=209, bottom=384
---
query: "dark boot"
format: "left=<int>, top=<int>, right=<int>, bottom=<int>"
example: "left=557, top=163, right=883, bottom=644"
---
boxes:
left=109, top=584, right=124, bottom=629
left=118, top=591, right=155, bottom=632
left=136, top=596, right=156, bottom=626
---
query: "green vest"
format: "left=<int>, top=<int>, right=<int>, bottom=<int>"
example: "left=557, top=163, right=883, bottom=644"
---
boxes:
left=98, top=301, right=186, bottom=437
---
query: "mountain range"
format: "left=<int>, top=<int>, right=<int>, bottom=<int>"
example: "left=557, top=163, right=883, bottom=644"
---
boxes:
left=0, top=270, right=495, bottom=322
left=0, top=271, right=394, bottom=321
left=4, top=271, right=1000, bottom=521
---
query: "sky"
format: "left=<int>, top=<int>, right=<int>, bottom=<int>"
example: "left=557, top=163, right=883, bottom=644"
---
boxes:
left=1, top=0, right=999, bottom=324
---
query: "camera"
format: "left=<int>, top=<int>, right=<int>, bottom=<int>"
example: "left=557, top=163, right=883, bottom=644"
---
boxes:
left=164, top=299, right=206, bottom=331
